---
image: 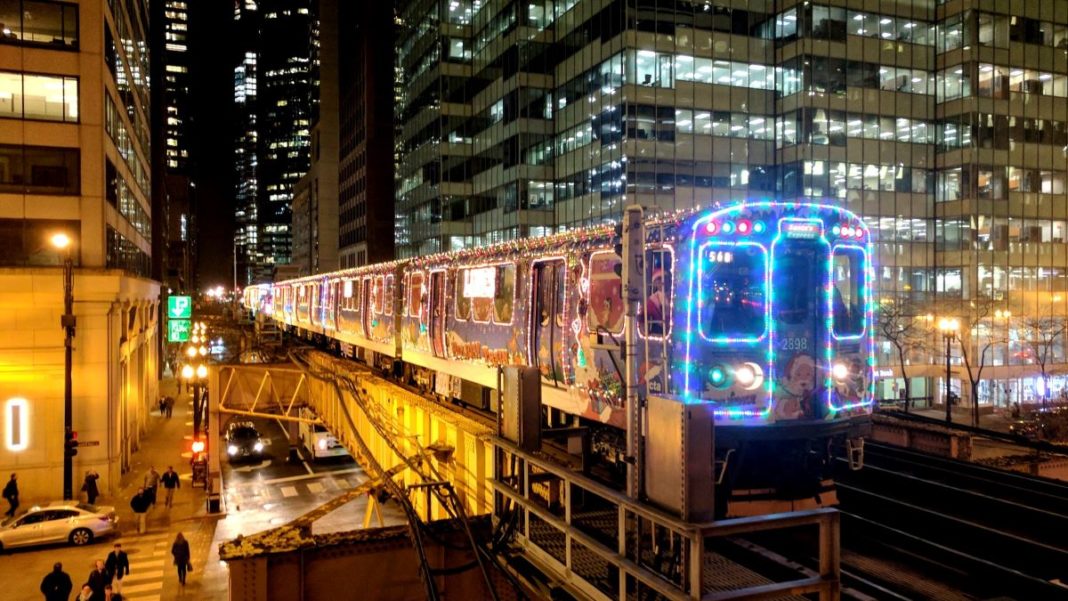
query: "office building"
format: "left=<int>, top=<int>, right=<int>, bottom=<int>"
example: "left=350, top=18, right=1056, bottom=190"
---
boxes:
left=394, top=0, right=1068, bottom=410
left=337, top=0, right=395, bottom=268
left=232, top=0, right=317, bottom=284
left=0, top=0, right=161, bottom=504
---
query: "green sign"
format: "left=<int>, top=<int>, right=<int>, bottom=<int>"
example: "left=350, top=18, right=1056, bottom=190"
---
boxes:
left=168, top=319, right=191, bottom=343
left=167, top=295, right=192, bottom=319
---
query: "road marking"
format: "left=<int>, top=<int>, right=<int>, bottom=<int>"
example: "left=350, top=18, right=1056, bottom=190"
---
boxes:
left=307, top=482, right=324, bottom=493
left=131, top=559, right=166, bottom=570
left=121, top=570, right=165, bottom=585
left=123, top=581, right=163, bottom=594
left=281, top=486, right=298, bottom=497
left=226, top=466, right=363, bottom=488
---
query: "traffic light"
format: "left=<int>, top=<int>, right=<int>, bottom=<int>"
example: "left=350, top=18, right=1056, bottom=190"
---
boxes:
left=65, top=429, right=78, bottom=457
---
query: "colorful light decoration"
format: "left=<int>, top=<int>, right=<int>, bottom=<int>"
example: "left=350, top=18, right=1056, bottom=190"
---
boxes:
left=679, top=201, right=875, bottom=421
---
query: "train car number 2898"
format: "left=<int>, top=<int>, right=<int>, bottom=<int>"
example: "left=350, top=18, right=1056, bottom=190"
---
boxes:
left=779, top=337, right=808, bottom=351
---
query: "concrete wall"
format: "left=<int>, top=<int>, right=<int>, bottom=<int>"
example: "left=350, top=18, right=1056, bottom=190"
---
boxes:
left=225, top=523, right=506, bottom=601
left=0, top=269, right=159, bottom=506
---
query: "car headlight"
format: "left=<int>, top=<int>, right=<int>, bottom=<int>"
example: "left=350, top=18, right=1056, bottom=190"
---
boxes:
left=227, top=445, right=238, bottom=455
left=253, top=442, right=264, bottom=452
left=317, top=439, right=328, bottom=450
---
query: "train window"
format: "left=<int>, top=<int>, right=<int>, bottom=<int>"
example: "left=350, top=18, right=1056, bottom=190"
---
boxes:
left=455, top=271, right=471, bottom=321
left=639, top=248, right=673, bottom=337
left=384, top=276, right=394, bottom=316
left=832, top=247, right=865, bottom=337
left=372, top=276, right=384, bottom=314
left=699, top=244, right=767, bottom=340
left=493, top=264, right=516, bottom=324
left=409, top=272, right=424, bottom=318
left=587, top=251, right=624, bottom=334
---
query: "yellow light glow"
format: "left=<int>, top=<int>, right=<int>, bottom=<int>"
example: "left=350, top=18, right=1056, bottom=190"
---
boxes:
left=4, top=397, right=28, bottom=451
left=198, top=345, right=207, bottom=356
left=181, top=364, right=194, bottom=380
left=196, top=364, right=207, bottom=379
left=50, top=233, right=71, bottom=250
left=186, top=346, right=197, bottom=358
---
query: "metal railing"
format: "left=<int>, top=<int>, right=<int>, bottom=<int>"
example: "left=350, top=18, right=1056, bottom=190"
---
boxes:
left=493, top=437, right=841, bottom=601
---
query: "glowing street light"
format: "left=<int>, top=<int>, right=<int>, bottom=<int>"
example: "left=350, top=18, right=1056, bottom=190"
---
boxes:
left=938, top=317, right=960, bottom=423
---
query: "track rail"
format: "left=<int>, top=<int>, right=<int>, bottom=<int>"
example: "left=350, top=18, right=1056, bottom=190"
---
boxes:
left=834, top=442, right=1068, bottom=599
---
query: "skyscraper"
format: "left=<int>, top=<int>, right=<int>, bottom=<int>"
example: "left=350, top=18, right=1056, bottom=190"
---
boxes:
left=233, top=0, right=317, bottom=284
left=394, top=1, right=1068, bottom=412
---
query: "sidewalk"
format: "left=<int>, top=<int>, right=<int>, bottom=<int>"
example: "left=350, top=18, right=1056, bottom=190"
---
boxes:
left=112, top=373, right=228, bottom=600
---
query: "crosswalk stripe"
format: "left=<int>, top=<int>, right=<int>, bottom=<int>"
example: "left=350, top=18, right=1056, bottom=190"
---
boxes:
left=119, top=570, right=165, bottom=585
left=307, top=482, right=324, bottom=493
left=131, top=559, right=166, bottom=569
left=122, top=581, right=163, bottom=594
left=281, top=486, right=298, bottom=497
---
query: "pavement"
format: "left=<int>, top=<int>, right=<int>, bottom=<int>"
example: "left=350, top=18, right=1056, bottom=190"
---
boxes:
left=107, top=373, right=227, bottom=601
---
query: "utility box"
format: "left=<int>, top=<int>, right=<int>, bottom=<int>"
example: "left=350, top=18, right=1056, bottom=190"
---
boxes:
left=644, top=395, right=715, bottom=522
left=500, top=366, right=541, bottom=452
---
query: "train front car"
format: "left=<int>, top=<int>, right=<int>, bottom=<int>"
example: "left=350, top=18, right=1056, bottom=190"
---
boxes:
left=673, top=202, right=874, bottom=517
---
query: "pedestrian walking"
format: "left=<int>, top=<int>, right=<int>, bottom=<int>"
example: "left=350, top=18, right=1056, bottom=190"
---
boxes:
left=3, top=472, right=17, bottom=517
left=75, top=585, right=93, bottom=601
left=103, top=584, right=123, bottom=601
left=105, top=543, right=129, bottom=593
left=40, top=562, right=73, bottom=601
left=143, top=467, right=160, bottom=506
left=171, top=532, right=191, bottom=586
left=87, top=559, right=111, bottom=599
left=164, top=395, right=174, bottom=418
left=158, top=397, right=166, bottom=415
left=130, top=488, right=150, bottom=534
left=82, top=469, right=100, bottom=505
left=161, top=466, right=180, bottom=508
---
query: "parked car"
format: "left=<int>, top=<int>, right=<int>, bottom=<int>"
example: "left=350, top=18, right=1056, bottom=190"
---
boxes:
left=226, top=421, right=268, bottom=460
left=0, top=502, right=117, bottom=551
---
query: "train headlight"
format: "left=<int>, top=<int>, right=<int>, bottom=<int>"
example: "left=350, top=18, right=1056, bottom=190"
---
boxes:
left=832, top=362, right=850, bottom=381
left=709, top=366, right=728, bottom=388
left=734, top=364, right=755, bottom=387
left=734, top=362, right=764, bottom=390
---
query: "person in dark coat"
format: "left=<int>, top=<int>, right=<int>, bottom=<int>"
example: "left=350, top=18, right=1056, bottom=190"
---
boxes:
left=87, top=559, right=111, bottom=598
left=82, top=470, right=100, bottom=505
left=3, top=472, right=17, bottom=517
left=40, top=562, right=73, bottom=601
left=130, top=488, right=150, bottom=534
left=160, top=466, right=180, bottom=508
left=105, top=543, right=130, bottom=592
left=171, top=532, right=191, bottom=586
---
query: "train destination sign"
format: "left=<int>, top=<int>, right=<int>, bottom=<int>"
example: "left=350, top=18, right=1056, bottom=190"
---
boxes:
left=463, top=267, right=496, bottom=298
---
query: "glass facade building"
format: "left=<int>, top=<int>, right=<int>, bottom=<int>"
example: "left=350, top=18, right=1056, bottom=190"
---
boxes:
left=233, top=0, right=318, bottom=284
left=395, top=0, right=1068, bottom=408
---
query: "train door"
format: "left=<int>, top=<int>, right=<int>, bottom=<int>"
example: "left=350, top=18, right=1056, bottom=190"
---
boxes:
left=430, top=270, right=446, bottom=357
left=531, top=259, right=566, bottom=385
left=361, top=277, right=372, bottom=338
left=772, top=222, right=830, bottom=419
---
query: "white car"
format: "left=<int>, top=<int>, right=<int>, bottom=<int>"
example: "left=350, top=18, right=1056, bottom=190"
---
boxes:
left=0, top=501, right=118, bottom=551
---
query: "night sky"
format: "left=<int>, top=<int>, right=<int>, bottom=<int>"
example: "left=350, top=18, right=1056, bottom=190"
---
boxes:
left=188, top=0, right=236, bottom=289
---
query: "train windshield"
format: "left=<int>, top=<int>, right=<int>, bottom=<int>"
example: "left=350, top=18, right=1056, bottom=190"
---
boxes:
left=832, top=247, right=865, bottom=337
left=699, top=244, right=766, bottom=339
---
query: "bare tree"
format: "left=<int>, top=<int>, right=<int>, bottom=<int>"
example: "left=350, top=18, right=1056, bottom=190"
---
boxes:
left=877, top=298, right=931, bottom=412
left=1019, top=315, right=1068, bottom=409
left=957, top=297, right=1007, bottom=427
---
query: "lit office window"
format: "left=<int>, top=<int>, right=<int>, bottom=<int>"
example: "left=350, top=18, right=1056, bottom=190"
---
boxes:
left=0, top=71, right=78, bottom=122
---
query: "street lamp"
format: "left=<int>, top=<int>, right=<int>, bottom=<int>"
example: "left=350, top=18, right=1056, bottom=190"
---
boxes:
left=183, top=362, right=208, bottom=440
left=939, top=317, right=960, bottom=423
left=51, top=232, right=75, bottom=500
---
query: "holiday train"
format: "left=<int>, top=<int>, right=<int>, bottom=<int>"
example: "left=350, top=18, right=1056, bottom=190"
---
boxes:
left=243, top=202, right=875, bottom=516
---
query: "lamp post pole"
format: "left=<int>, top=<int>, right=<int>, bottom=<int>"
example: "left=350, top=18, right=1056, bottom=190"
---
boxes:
left=61, top=248, right=74, bottom=500
left=944, top=330, right=953, bottom=424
